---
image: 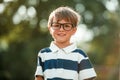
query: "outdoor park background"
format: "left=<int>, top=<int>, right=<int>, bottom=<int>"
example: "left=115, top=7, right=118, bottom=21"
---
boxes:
left=0, top=0, right=119, bottom=80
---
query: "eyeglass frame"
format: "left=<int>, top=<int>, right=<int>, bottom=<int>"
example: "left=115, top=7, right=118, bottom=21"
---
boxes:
left=50, top=22, right=75, bottom=31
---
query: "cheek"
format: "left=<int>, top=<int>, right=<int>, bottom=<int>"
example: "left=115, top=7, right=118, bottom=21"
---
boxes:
left=49, top=28, right=57, bottom=36
left=68, top=30, right=76, bottom=35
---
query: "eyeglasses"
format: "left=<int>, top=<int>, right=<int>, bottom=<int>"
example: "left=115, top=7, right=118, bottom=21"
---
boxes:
left=51, top=22, right=74, bottom=31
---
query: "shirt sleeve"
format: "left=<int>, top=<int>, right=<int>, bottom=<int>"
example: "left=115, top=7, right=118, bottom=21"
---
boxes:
left=78, top=57, right=97, bottom=80
left=35, top=52, right=44, bottom=76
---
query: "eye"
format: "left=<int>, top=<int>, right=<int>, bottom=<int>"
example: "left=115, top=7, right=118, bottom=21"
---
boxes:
left=64, top=24, right=72, bottom=28
left=52, top=23, right=60, bottom=27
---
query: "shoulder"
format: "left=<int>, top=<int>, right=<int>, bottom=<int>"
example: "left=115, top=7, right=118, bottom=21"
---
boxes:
left=72, top=48, right=87, bottom=58
left=39, top=47, right=52, bottom=53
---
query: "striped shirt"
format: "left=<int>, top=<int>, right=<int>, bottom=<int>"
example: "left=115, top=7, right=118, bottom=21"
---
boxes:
left=35, top=42, right=97, bottom=80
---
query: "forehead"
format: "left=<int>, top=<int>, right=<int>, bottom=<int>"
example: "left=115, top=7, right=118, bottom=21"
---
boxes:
left=52, top=17, right=72, bottom=23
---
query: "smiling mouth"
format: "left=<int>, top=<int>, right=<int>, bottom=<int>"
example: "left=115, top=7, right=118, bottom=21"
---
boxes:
left=57, top=33, right=66, bottom=37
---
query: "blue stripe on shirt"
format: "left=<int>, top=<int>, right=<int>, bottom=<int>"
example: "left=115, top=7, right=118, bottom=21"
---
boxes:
left=43, top=59, right=78, bottom=72
left=38, top=57, right=44, bottom=66
left=78, top=59, right=93, bottom=72
left=40, top=48, right=52, bottom=53
left=47, top=77, right=73, bottom=80
left=72, top=49, right=87, bottom=57
left=38, top=57, right=93, bottom=73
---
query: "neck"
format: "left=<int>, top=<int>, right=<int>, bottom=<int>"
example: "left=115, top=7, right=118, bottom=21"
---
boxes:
left=53, top=41, right=71, bottom=48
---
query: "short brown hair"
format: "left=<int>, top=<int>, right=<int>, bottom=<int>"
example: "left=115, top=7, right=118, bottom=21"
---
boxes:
left=48, top=6, right=80, bottom=28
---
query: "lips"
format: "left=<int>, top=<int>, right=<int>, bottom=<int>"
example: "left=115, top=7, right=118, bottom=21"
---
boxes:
left=57, top=33, right=66, bottom=37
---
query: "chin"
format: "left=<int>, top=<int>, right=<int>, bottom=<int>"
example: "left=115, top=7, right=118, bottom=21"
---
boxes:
left=56, top=40, right=66, bottom=43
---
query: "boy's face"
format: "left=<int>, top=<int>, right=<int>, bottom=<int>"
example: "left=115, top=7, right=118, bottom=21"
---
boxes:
left=48, top=18, right=77, bottom=45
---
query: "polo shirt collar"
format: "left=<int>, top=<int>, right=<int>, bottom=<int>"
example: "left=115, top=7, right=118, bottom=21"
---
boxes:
left=49, top=41, right=77, bottom=53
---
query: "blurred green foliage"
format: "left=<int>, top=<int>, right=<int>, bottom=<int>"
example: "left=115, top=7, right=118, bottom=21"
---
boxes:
left=0, top=0, right=119, bottom=80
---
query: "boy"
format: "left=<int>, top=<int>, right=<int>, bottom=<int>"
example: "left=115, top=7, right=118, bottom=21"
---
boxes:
left=35, top=6, right=97, bottom=80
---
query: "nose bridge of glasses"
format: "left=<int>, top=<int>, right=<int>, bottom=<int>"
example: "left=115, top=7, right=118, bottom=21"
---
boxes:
left=59, top=24, right=65, bottom=30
